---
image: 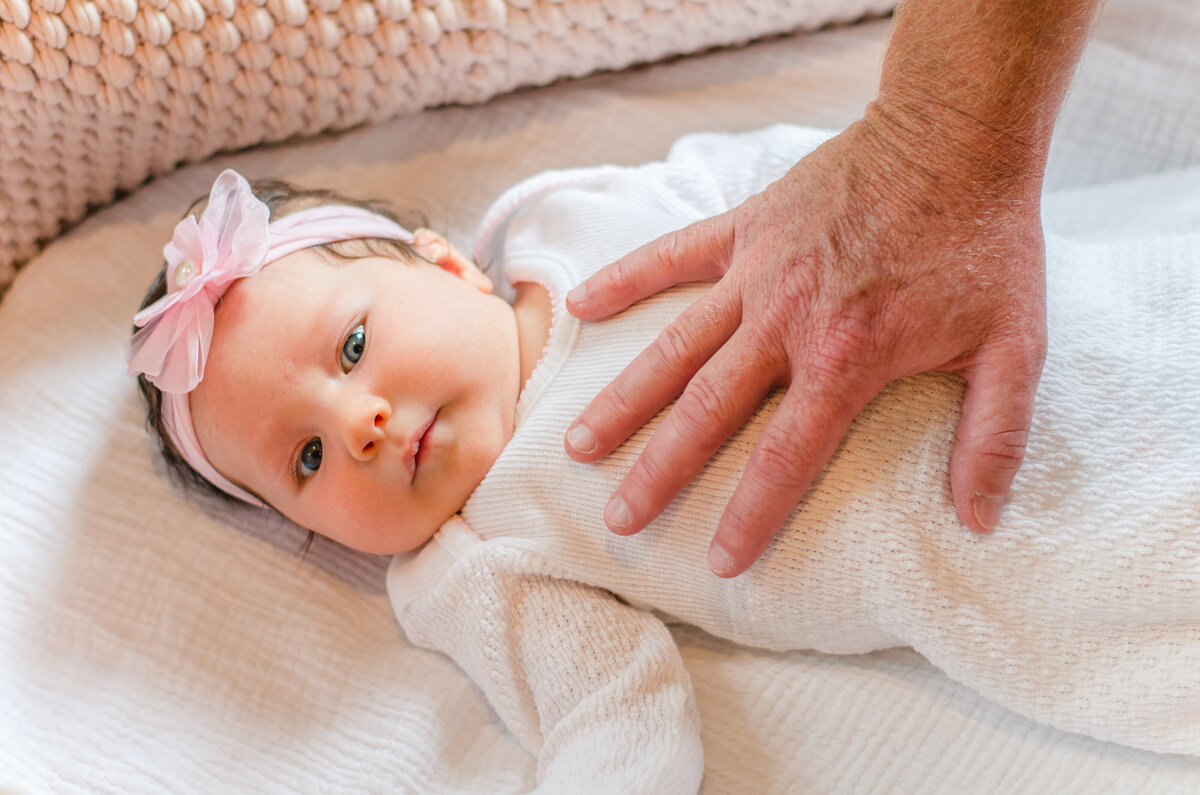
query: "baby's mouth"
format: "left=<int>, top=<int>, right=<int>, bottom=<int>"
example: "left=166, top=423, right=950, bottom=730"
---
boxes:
left=411, top=410, right=438, bottom=479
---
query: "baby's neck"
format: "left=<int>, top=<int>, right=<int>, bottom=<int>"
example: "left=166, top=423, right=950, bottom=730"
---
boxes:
left=512, top=280, right=553, bottom=393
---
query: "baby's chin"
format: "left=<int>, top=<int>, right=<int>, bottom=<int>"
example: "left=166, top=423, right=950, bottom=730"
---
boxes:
left=306, top=506, right=454, bottom=557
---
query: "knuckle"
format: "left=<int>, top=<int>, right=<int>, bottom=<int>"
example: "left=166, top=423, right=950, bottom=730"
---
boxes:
left=673, top=377, right=737, bottom=439
left=682, top=217, right=730, bottom=276
left=658, top=232, right=685, bottom=273
left=628, top=448, right=670, bottom=497
left=746, top=261, right=892, bottom=384
left=974, top=427, right=1030, bottom=474
left=653, top=322, right=705, bottom=379
left=807, top=314, right=879, bottom=382
left=739, top=275, right=816, bottom=373
left=603, top=375, right=642, bottom=419
left=749, top=435, right=813, bottom=496
left=581, top=374, right=642, bottom=435
left=607, top=257, right=635, bottom=295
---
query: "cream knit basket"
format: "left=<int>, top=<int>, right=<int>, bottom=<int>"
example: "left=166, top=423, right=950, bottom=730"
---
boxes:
left=0, top=0, right=892, bottom=294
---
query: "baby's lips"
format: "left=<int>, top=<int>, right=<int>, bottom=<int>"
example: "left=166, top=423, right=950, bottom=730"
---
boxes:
left=407, top=411, right=439, bottom=480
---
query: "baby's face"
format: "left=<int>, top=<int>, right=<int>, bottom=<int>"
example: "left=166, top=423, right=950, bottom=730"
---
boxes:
left=189, top=241, right=521, bottom=554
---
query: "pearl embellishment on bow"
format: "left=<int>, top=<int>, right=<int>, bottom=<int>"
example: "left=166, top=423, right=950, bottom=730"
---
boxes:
left=173, top=259, right=196, bottom=289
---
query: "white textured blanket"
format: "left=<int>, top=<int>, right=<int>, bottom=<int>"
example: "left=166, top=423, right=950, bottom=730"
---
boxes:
left=2, top=1, right=1200, bottom=792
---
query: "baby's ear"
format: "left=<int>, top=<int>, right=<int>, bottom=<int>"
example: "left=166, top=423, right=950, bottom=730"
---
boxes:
left=411, top=229, right=493, bottom=294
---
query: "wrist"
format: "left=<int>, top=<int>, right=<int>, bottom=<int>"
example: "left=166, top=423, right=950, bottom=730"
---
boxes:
left=855, top=94, right=1050, bottom=209
left=863, top=0, right=1101, bottom=207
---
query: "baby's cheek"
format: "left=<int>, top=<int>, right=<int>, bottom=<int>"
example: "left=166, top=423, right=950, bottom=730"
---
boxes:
left=463, top=422, right=508, bottom=478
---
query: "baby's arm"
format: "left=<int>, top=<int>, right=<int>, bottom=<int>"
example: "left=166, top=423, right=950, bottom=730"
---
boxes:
left=394, top=540, right=702, bottom=794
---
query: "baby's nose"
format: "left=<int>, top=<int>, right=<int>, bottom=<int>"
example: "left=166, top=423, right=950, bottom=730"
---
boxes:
left=341, top=396, right=389, bottom=461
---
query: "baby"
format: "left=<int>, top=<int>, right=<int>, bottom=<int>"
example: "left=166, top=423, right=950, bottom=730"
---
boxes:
left=129, top=126, right=1200, bottom=790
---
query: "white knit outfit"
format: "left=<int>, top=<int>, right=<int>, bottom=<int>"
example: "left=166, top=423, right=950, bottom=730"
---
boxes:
left=388, top=126, right=1200, bottom=790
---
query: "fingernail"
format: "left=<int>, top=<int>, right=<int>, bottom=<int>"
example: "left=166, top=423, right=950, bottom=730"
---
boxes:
left=708, top=544, right=735, bottom=577
left=567, top=283, right=587, bottom=306
left=972, top=493, right=1005, bottom=531
left=566, top=423, right=596, bottom=454
left=604, top=496, right=631, bottom=532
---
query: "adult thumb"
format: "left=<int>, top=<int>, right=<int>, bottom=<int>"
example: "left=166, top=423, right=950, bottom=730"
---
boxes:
left=949, top=346, right=1044, bottom=533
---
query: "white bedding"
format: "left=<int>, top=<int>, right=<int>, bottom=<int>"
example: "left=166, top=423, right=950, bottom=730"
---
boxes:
left=3, top=2, right=1200, bottom=792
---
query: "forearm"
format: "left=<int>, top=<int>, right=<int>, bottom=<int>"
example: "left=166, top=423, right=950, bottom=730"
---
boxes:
left=866, top=0, right=1102, bottom=200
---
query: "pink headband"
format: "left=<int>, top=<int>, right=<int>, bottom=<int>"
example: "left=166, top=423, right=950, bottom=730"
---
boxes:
left=124, top=169, right=414, bottom=505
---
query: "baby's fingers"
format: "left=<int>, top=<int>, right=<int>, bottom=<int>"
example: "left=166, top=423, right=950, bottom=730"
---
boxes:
left=567, top=215, right=733, bottom=321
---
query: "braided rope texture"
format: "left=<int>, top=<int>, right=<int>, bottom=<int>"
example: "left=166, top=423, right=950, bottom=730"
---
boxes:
left=0, top=0, right=892, bottom=292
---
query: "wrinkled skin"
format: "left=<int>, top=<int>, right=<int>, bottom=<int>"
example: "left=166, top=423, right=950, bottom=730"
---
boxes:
left=564, top=105, right=1049, bottom=577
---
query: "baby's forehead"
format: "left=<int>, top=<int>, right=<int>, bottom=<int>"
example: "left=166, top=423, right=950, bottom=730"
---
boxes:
left=208, top=256, right=332, bottom=372
left=235, top=248, right=332, bottom=296
left=215, top=250, right=331, bottom=323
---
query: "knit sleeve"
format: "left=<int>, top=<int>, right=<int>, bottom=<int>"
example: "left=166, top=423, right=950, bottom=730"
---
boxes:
left=393, top=542, right=703, bottom=794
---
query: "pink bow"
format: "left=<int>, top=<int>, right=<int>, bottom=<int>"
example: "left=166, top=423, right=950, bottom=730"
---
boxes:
left=125, top=170, right=271, bottom=394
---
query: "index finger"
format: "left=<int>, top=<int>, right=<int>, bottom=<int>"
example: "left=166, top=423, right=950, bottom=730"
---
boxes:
left=566, top=214, right=734, bottom=321
left=566, top=283, right=740, bottom=462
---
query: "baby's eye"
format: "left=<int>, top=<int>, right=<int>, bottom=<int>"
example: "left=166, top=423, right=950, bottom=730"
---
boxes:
left=297, top=438, right=323, bottom=480
left=340, top=324, right=366, bottom=372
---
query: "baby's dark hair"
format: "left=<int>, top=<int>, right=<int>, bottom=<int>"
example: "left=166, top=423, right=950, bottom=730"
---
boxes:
left=133, top=177, right=426, bottom=509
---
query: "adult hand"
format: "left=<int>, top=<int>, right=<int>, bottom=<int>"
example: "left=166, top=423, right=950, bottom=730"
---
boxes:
left=564, top=105, right=1049, bottom=577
